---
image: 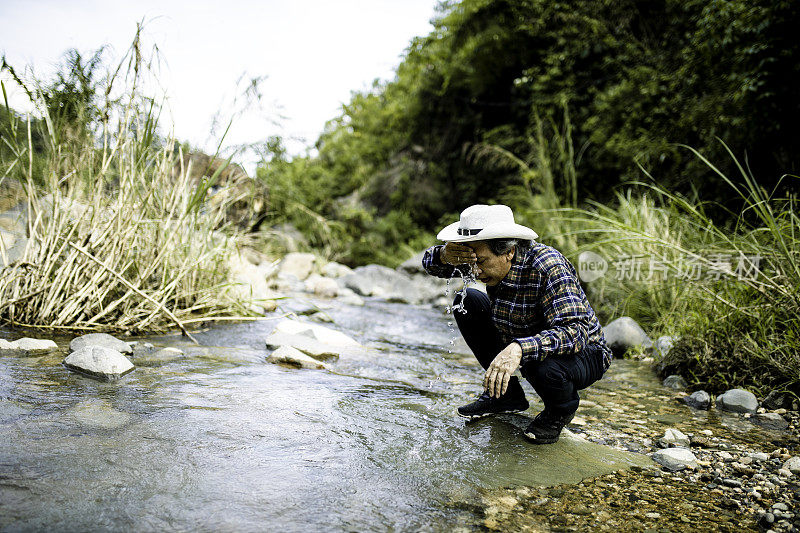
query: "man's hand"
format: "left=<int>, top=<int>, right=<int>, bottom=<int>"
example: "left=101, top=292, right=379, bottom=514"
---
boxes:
left=484, top=342, right=523, bottom=398
left=440, top=242, right=476, bottom=265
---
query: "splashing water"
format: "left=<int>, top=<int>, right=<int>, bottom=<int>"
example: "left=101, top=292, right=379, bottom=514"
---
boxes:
left=444, top=265, right=476, bottom=354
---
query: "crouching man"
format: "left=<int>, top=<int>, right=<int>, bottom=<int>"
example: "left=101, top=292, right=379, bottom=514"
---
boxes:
left=422, top=204, right=612, bottom=443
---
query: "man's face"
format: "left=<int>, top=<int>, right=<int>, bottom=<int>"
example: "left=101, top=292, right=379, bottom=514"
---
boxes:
left=468, top=241, right=514, bottom=286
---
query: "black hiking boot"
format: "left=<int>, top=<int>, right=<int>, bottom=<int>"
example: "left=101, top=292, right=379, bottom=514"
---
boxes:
left=523, top=409, right=576, bottom=444
left=457, top=377, right=529, bottom=420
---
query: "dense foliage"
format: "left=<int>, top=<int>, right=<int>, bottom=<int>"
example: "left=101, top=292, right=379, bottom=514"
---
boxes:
left=258, top=0, right=800, bottom=266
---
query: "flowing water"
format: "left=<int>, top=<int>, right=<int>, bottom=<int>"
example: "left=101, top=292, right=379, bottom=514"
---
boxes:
left=1, top=298, right=655, bottom=532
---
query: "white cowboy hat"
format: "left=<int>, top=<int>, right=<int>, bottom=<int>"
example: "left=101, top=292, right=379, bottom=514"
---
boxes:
left=436, top=204, right=538, bottom=242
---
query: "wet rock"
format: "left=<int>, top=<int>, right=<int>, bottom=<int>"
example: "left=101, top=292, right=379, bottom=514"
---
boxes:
left=135, top=347, right=185, bottom=367
left=267, top=345, right=328, bottom=370
left=762, top=390, right=792, bottom=410
left=69, top=333, right=132, bottom=355
left=63, top=346, right=134, bottom=381
left=662, top=375, right=688, bottom=390
left=277, top=252, right=317, bottom=281
left=602, top=317, right=653, bottom=356
left=278, top=298, right=319, bottom=316
left=749, top=452, right=769, bottom=462
left=272, top=319, right=360, bottom=347
left=0, top=337, right=58, bottom=354
left=652, top=447, right=697, bottom=471
left=321, top=261, right=353, bottom=278
left=716, top=388, right=758, bottom=414
left=264, top=333, right=345, bottom=360
left=751, top=412, right=789, bottom=430
left=682, top=390, right=711, bottom=409
left=783, top=456, right=800, bottom=475
left=659, top=428, right=690, bottom=447
left=303, top=274, right=339, bottom=298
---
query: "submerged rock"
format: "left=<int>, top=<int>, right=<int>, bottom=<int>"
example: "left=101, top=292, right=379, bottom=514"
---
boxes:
left=751, top=412, right=789, bottom=430
left=652, top=447, right=697, bottom=471
left=662, top=375, right=688, bottom=390
left=63, top=346, right=134, bottom=381
left=267, top=345, right=328, bottom=370
left=716, top=388, right=758, bottom=414
left=659, top=428, right=690, bottom=447
left=0, top=337, right=58, bottom=354
left=682, top=390, right=711, bottom=410
left=69, top=333, right=132, bottom=354
left=603, top=317, right=653, bottom=356
left=68, top=399, right=132, bottom=429
left=135, top=347, right=185, bottom=367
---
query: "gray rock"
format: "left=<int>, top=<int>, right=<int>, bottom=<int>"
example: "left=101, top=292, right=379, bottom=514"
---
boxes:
left=272, top=319, right=360, bottom=347
left=337, top=287, right=365, bottom=306
left=341, top=264, right=413, bottom=300
left=398, top=251, right=426, bottom=275
left=762, top=390, right=792, bottom=410
left=652, top=447, right=697, bottom=471
left=652, top=335, right=678, bottom=358
left=682, top=390, right=711, bottom=410
left=602, top=317, right=653, bottom=356
left=749, top=452, right=769, bottom=462
left=0, top=337, right=58, bottom=354
left=277, top=252, right=317, bottom=281
left=63, top=346, right=134, bottom=381
left=267, top=345, right=328, bottom=370
left=716, top=388, right=759, bottom=414
left=303, top=274, right=339, bottom=298
left=659, top=428, right=690, bottom=447
left=783, top=456, right=800, bottom=475
left=751, top=412, right=789, bottom=430
left=132, top=342, right=156, bottom=357
left=135, top=347, right=185, bottom=367
left=321, top=261, right=353, bottom=278
left=264, top=333, right=345, bottom=360
left=663, top=375, right=688, bottom=390
left=69, top=333, right=132, bottom=354
left=278, top=298, right=319, bottom=316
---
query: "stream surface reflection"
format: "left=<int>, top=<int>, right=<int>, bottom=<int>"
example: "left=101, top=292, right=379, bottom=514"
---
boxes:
left=1, top=299, right=649, bottom=532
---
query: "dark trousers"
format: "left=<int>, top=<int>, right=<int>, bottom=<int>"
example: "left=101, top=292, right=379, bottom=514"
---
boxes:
left=453, top=288, right=606, bottom=416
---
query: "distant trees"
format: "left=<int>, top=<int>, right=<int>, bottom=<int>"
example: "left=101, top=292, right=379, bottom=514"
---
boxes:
left=259, top=0, right=800, bottom=265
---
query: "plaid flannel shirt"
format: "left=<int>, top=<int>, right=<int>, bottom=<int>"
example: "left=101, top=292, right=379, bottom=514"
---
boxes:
left=423, top=243, right=612, bottom=369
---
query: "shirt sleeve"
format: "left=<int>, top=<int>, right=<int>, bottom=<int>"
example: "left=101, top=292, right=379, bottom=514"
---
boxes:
left=514, top=263, right=589, bottom=365
left=422, top=245, right=457, bottom=278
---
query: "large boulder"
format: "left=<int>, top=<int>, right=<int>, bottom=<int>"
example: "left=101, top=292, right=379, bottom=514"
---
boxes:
left=340, top=265, right=444, bottom=305
left=602, top=317, right=653, bottom=356
left=652, top=335, right=679, bottom=358
left=0, top=337, right=58, bottom=354
left=63, top=346, right=134, bottom=381
left=69, top=333, right=132, bottom=354
left=652, top=447, right=697, bottom=471
left=716, top=388, right=759, bottom=414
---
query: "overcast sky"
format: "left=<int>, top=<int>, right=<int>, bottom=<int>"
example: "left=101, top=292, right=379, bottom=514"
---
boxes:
left=0, top=0, right=438, bottom=165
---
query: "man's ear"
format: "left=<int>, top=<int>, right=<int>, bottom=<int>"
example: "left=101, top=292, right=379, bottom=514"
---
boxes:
left=507, top=247, right=516, bottom=262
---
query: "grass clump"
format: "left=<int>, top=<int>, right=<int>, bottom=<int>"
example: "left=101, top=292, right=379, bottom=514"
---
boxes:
left=0, top=27, right=251, bottom=336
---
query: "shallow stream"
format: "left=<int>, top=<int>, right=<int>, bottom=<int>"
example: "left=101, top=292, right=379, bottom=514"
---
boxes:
left=0, top=298, right=785, bottom=531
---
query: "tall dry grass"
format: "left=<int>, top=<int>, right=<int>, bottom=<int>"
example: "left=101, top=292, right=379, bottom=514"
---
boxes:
left=0, top=27, right=252, bottom=336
